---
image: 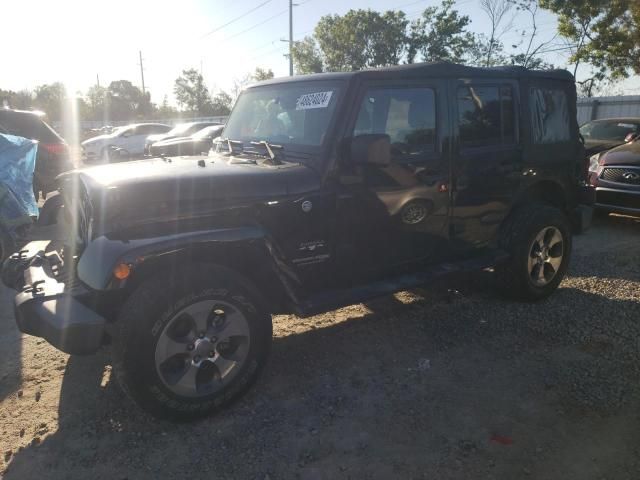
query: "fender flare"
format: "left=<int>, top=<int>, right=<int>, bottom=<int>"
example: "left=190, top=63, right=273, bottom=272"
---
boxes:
left=77, top=226, right=268, bottom=291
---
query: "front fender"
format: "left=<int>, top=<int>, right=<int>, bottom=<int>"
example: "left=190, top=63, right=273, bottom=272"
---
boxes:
left=77, top=226, right=266, bottom=291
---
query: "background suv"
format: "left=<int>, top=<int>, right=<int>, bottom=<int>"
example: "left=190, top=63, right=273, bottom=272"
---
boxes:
left=148, top=124, right=224, bottom=157
left=81, top=123, right=170, bottom=163
left=0, top=108, right=71, bottom=199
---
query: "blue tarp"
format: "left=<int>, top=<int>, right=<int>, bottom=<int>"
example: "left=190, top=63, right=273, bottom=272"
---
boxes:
left=0, top=133, right=38, bottom=218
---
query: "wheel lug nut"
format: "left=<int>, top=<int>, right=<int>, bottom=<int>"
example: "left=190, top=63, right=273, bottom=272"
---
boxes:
left=187, top=344, right=194, bottom=351
left=209, top=351, right=215, bottom=357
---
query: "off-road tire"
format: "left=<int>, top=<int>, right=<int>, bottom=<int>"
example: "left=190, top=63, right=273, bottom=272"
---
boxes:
left=495, top=203, right=572, bottom=301
left=112, top=265, right=272, bottom=421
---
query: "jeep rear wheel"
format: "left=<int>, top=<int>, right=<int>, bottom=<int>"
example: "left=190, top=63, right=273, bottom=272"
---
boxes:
left=112, top=266, right=272, bottom=420
left=496, top=204, right=572, bottom=301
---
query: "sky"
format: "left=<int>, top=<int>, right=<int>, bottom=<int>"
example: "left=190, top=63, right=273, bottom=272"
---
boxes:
left=2, top=0, right=639, bottom=106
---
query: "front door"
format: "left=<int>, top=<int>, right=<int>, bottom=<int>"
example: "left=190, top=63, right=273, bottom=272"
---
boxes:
left=335, top=80, right=451, bottom=278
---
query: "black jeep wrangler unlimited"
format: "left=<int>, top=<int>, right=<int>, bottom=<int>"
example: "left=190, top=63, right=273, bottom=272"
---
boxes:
left=2, top=63, right=593, bottom=420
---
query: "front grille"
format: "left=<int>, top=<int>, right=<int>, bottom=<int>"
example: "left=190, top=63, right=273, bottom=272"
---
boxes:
left=78, top=187, right=93, bottom=245
left=600, top=167, right=640, bottom=185
left=60, top=180, right=93, bottom=248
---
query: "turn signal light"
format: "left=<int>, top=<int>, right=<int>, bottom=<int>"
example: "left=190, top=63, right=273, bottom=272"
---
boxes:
left=113, top=263, right=131, bottom=280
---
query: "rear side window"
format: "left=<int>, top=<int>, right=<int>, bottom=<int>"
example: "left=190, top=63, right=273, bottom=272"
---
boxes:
left=147, top=125, right=171, bottom=134
left=135, top=125, right=154, bottom=135
left=457, top=85, right=515, bottom=147
left=529, top=87, right=570, bottom=144
left=353, top=86, right=437, bottom=160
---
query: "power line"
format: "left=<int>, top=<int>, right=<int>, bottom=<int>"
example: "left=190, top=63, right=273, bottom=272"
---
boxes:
left=200, top=0, right=273, bottom=39
left=216, top=8, right=288, bottom=44
left=250, top=44, right=288, bottom=61
left=395, top=0, right=430, bottom=9
left=201, top=0, right=315, bottom=49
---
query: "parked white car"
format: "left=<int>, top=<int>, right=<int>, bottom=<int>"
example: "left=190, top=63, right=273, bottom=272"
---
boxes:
left=81, top=123, right=171, bottom=163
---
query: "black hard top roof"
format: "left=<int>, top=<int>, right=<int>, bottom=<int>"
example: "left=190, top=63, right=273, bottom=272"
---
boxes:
left=251, top=61, right=574, bottom=88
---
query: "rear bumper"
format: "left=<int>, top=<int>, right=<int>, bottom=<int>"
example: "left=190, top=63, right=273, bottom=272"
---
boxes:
left=2, top=241, right=105, bottom=355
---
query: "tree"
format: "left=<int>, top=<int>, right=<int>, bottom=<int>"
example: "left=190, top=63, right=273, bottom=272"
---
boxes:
left=539, top=0, right=640, bottom=78
left=0, top=89, right=33, bottom=110
left=252, top=67, right=274, bottom=81
left=107, top=80, right=145, bottom=120
left=510, top=0, right=557, bottom=69
left=174, top=69, right=212, bottom=114
left=480, top=0, right=515, bottom=66
left=210, top=91, right=233, bottom=116
left=465, top=34, right=508, bottom=67
left=312, top=9, right=409, bottom=71
left=291, top=37, right=324, bottom=74
left=406, top=0, right=476, bottom=64
left=33, top=82, right=66, bottom=121
left=85, top=85, right=107, bottom=120
left=508, top=52, right=554, bottom=70
left=157, top=95, right=178, bottom=118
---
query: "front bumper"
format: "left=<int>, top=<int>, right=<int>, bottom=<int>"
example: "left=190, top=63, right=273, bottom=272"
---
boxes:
left=595, top=187, right=640, bottom=214
left=2, top=241, right=106, bottom=355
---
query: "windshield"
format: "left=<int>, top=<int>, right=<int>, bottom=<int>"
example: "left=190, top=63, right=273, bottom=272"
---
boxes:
left=223, top=81, right=342, bottom=148
left=167, top=123, right=196, bottom=136
left=580, top=120, right=640, bottom=141
left=111, top=126, right=129, bottom=136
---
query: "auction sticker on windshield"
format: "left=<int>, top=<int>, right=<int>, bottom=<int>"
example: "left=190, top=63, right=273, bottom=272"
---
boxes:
left=296, top=91, right=333, bottom=110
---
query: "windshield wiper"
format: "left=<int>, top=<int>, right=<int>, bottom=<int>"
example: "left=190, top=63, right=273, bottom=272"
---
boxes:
left=217, top=137, right=244, bottom=155
left=250, top=140, right=284, bottom=165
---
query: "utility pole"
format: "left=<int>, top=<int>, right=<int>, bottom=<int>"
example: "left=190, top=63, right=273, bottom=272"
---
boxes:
left=96, top=74, right=100, bottom=88
left=288, top=0, right=293, bottom=76
left=139, top=50, right=146, bottom=95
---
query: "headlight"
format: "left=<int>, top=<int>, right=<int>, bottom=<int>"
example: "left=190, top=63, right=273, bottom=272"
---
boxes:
left=588, top=153, right=601, bottom=172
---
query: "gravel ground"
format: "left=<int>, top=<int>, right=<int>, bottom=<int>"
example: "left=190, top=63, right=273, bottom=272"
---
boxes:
left=1, top=214, right=639, bottom=480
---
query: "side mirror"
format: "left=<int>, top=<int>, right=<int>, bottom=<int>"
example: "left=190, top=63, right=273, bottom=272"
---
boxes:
left=350, top=134, right=391, bottom=166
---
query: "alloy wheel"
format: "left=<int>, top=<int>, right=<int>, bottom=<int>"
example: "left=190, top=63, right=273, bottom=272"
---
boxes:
left=154, top=300, right=251, bottom=398
left=528, top=226, right=564, bottom=287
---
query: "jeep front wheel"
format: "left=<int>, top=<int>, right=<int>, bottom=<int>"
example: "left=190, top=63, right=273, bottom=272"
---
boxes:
left=496, top=204, right=572, bottom=301
left=112, top=266, right=272, bottom=420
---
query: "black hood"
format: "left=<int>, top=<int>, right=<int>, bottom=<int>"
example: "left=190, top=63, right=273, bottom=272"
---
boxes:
left=600, top=140, right=640, bottom=166
left=58, top=153, right=320, bottom=236
left=584, top=139, right=624, bottom=157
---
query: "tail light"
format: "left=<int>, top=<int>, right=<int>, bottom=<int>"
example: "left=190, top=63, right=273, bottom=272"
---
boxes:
left=42, top=143, right=67, bottom=155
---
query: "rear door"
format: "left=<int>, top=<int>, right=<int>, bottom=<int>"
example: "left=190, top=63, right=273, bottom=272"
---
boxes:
left=524, top=80, right=579, bottom=192
left=449, top=79, right=522, bottom=252
left=335, top=78, right=451, bottom=277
